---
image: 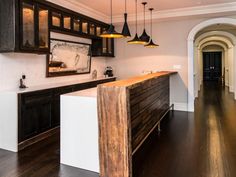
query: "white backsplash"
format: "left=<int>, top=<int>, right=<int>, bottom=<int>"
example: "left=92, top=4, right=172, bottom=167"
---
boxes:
left=0, top=53, right=106, bottom=91
left=0, top=32, right=108, bottom=91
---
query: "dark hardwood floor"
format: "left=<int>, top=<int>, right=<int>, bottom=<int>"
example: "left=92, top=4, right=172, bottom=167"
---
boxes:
left=137, top=82, right=236, bottom=177
left=1, top=81, right=236, bottom=177
left=0, top=133, right=98, bottom=177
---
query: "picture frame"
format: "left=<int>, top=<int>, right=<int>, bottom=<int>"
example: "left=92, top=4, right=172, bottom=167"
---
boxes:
left=46, top=38, right=92, bottom=77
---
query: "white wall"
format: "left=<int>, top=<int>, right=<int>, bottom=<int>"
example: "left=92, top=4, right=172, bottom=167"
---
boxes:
left=108, top=18, right=208, bottom=110
left=107, top=15, right=236, bottom=111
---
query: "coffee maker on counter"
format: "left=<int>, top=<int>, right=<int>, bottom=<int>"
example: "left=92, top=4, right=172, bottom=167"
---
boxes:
left=104, top=66, right=114, bottom=77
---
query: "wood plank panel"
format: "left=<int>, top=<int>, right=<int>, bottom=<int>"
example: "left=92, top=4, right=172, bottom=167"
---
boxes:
left=130, top=76, right=170, bottom=151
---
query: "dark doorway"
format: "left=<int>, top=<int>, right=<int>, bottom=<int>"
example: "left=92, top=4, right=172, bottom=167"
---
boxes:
left=203, top=52, right=222, bottom=81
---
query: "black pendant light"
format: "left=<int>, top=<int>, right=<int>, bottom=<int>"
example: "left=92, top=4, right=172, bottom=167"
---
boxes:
left=100, top=0, right=124, bottom=38
left=139, top=2, right=150, bottom=44
left=128, top=0, right=143, bottom=44
left=145, top=8, right=159, bottom=48
left=122, top=0, right=131, bottom=37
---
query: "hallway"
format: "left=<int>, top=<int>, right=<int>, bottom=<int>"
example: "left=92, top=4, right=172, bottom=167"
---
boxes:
left=0, top=83, right=236, bottom=177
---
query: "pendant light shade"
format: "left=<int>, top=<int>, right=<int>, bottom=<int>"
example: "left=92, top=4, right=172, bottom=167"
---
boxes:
left=127, top=34, right=141, bottom=44
left=128, top=0, right=143, bottom=44
left=145, top=8, right=159, bottom=48
left=139, top=2, right=150, bottom=44
left=145, top=39, right=159, bottom=48
left=122, top=0, right=131, bottom=37
left=100, top=25, right=124, bottom=38
left=100, top=0, right=123, bottom=38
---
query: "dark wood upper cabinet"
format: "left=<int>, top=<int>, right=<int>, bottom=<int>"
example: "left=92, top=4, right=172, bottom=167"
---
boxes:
left=20, top=0, right=50, bottom=53
left=0, top=0, right=50, bottom=53
left=92, top=38, right=115, bottom=57
left=0, top=0, right=114, bottom=57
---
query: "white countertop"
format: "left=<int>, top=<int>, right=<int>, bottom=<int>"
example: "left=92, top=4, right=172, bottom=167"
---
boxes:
left=64, top=88, right=97, bottom=98
left=2, top=77, right=115, bottom=94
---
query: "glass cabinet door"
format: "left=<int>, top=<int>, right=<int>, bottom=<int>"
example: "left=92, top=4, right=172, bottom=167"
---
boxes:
left=89, top=24, right=95, bottom=35
left=73, top=18, right=80, bottom=32
left=96, top=26, right=101, bottom=36
left=38, top=7, right=49, bottom=49
left=63, top=16, right=71, bottom=30
left=22, top=2, right=35, bottom=48
left=102, top=38, right=108, bottom=54
left=107, top=38, right=113, bottom=54
left=52, top=12, right=61, bottom=27
left=82, top=21, right=88, bottom=34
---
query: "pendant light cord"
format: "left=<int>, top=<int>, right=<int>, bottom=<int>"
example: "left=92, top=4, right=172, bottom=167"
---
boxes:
left=150, top=8, right=153, bottom=38
left=125, top=0, right=127, bottom=13
left=111, top=0, right=113, bottom=24
left=151, top=10, right=152, bottom=37
left=135, top=0, right=137, bottom=33
left=143, top=3, right=146, bottom=29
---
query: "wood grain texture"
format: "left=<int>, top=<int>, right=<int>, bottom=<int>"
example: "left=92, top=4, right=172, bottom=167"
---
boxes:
left=98, top=72, right=175, bottom=177
left=101, top=71, right=176, bottom=87
left=98, top=86, right=132, bottom=177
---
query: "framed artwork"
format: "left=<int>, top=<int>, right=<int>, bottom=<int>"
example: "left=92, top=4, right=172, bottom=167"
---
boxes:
left=46, top=38, right=92, bottom=77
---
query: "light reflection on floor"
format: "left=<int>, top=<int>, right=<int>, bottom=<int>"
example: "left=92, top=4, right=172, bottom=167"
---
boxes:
left=207, top=108, right=227, bottom=177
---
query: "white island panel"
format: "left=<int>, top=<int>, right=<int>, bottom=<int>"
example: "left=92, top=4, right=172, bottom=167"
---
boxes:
left=60, top=88, right=99, bottom=173
left=0, top=92, right=18, bottom=152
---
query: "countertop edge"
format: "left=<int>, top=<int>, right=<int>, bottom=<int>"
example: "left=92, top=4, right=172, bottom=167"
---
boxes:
left=1, top=77, right=116, bottom=94
left=99, top=72, right=177, bottom=88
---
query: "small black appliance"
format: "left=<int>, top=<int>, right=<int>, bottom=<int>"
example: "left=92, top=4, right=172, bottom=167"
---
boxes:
left=104, top=66, right=114, bottom=77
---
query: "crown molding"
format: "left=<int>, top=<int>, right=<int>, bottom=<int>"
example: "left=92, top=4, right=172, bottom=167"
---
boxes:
left=47, top=0, right=236, bottom=25
left=47, top=0, right=109, bottom=23
left=113, top=2, right=236, bottom=24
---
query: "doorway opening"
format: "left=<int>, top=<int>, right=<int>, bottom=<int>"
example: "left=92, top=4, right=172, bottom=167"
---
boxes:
left=202, top=51, right=222, bottom=82
left=187, top=18, right=236, bottom=112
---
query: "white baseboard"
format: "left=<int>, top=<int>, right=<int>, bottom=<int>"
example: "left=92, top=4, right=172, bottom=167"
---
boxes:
left=172, top=102, right=188, bottom=112
left=229, top=86, right=234, bottom=93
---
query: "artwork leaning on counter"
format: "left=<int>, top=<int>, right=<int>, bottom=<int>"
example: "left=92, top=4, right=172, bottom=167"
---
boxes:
left=46, top=39, right=92, bottom=77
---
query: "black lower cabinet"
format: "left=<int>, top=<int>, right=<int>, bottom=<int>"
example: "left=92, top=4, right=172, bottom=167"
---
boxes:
left=19, top=89, right=53, bottom=142
left=18, top=78, right=116, bottom=143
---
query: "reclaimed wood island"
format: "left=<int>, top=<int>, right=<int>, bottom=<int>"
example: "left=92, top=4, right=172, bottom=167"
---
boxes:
left=98, top=71, right=177, bottom=177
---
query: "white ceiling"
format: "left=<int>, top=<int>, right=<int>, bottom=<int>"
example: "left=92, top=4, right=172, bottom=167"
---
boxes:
left=73, top=0, right=236, bottom=16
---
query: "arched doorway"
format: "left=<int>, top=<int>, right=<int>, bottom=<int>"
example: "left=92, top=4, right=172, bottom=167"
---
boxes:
left=194, top=34, right=235, bottom=98
left=187, top=18, right=236, bottom=112
left=194, top=42, right=228, bottom=98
